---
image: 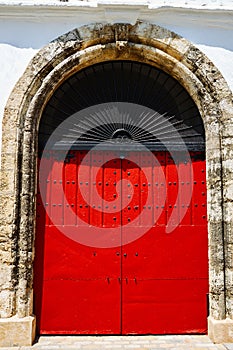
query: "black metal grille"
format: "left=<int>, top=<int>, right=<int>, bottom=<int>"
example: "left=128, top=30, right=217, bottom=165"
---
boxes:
left=39, top=61, right=205, bottom=152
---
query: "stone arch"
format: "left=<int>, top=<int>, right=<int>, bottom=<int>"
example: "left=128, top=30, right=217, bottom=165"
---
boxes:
left=0, top=21, right=233, bottom=345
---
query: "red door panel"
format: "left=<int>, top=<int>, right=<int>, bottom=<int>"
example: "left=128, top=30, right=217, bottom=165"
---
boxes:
left=122, top=278, right=208, bottom=334
left=121, top=151, right=208, bottom=334
left=40, top=226, right=121, bottom=334
left=35, top=150, right=208, bottom=335
left=35, top=151, right=121, bottom=334
left=121, top=226, right=208, bottom=334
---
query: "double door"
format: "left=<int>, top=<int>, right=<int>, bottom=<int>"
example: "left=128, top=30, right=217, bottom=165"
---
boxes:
left=34, top=150, right=208, bottom=334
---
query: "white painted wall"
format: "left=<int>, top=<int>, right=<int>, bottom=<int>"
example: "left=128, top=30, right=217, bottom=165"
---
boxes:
left=0, top=5, right=233, bottom=50
left=0, top=3, right=232, bottom=160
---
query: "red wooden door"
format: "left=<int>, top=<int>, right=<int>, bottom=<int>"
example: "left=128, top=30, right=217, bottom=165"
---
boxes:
left=121, top=151, right=208, bottom=334
left=35, top=150, right=122, bottom=334
left=34, top=150, right=208, bottom=334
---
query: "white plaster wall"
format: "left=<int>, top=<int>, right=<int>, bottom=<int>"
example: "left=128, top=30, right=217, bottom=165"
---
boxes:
left=0, top=3, right=233, bottom=160
left=0, top=6, right=233, bottom=50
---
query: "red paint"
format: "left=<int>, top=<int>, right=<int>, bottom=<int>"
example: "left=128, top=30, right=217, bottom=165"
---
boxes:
left=34, top=150, right=208, bottom=335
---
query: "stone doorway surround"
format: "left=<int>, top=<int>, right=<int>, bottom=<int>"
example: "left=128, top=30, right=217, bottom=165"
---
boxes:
left=0, top=21, right=232, bottom=347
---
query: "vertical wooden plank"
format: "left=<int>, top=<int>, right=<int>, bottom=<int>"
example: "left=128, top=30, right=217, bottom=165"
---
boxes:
left=179, top=152, right=192, bottom=225
left=63, top=150, right=77, bottom=226
left=77, top=151, right=91, bottom=226
left=191, top=152, right=207, bottom=225
left=90, top=150, right=103, bottom=227
left=121, top=156, right=129, bottom=227
left=139, top=151, right=153, bottom=227
left=50, top=150, right=64, bottom=226
left=121, top=152, right=141, bottom=227
left=103, top=151, right=121, bottom=228
left=166, top=152, right=179, bottom=228
left=154, top=151, right=166, bottom=226
left=131, top=152, right=141, bottom=227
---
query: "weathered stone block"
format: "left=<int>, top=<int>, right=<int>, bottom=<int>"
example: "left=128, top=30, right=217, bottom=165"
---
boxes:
left=0, top=168, right=16, bottom=193
left=208, top=317, right=233, bottom=343
left=209, top=293, right=226, bottom=320
left=131, top=21, right=174, bottom=52
left=0, top=316, right=36, bottom=347
left=0, top=264, right=15, bottom=289
left=0, top=194, right=17, bottom=225
left=0, top=290, right=15, bottom=318
left=168, top=36, right=191, bottom=61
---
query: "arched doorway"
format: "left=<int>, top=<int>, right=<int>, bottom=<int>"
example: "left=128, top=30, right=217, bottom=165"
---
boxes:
left=1, top=22, right=232, bottom=345
left=34, top=61, right=208, bottom=334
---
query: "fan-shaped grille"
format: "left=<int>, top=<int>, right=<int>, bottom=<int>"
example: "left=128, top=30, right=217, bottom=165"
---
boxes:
left=39, top=61, right=205, bottom=152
